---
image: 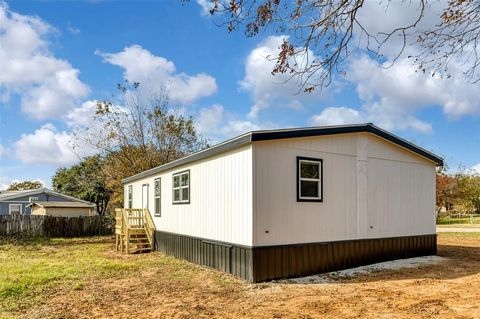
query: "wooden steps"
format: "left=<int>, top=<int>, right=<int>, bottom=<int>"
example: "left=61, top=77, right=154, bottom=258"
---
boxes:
left=115, top=208, right=155, bottom=254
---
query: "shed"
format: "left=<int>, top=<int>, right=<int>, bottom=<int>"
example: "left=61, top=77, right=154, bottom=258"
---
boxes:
left=123, top=123, right=443, bottom=282
left=0, top=188, right=95, bottom=215
left=28, top=201, right=96, bottom=217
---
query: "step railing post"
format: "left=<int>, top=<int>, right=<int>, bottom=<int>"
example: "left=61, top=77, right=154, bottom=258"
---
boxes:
left=125, top=225, right=129, bottom=254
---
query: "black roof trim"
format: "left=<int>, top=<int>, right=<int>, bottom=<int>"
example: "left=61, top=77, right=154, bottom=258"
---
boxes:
left=250, top=124, right=443, bottom=165
left=122, top=123, right=443, bottom=184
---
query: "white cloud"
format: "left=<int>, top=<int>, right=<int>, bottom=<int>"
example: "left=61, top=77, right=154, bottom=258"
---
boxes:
left=233, top=1, right=476, bottom=134
left=310, top=105, right=432, bottom=133
left=240, top=35, right=331, bottom=118
left=196, top=103, right=224, bottom=134
left=324, top=1, right=479, bottom=133
left=355, top=0, right=444, bottom=60
left=310, top=107, right=364, bottom=126
left=471, top=163, right=480, bottom=175
left=336, top=55, right=480, bottom=132
left=222, top=119, right=275, bottom=137
left=196, top=0, right=213, bottom=16
left=0, top=3, right=89, bottom=119
left=66, top=100, right=98, bottom=127
left=13, top=123, right=93, bottom=166
left=350, top=56, right=480, bottom=118
left=67, top=23, right=80, bottom=35
left=0, top=176, right=16, bottom=191
left=236, top=2, right=478, bottom=132
left=96, top=45, right=217, bottom=105
left=196, top=104, right=277, bottom=142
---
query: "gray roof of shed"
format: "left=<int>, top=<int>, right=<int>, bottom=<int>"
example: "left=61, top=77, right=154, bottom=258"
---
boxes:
left=122, top=123, right=444, bottom=184
left=0, top=187, right=93, bottom=205
left=27, top=201, right=95, bottom=208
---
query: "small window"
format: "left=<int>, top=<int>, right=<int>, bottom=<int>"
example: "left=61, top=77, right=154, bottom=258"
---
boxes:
left=29, top=197, right=39, bottom=202
left=9, top=204, right=22, bottom=215
left=128, top=185, right=133, bottom=209
left=154, top=178, right=161, bottom=216
left=297, top=157, right=323, bottom=202
left=172, top=170, right=190, bottom=204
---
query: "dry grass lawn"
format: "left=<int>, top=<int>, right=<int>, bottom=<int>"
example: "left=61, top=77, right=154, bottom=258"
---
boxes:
left=1, top=233, right=479, bottom=319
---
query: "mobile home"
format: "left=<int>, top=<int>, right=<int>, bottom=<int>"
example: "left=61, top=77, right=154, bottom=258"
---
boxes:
left=123, top=123, right=443, bottom=282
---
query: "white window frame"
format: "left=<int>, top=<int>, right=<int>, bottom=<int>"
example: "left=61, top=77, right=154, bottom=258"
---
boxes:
left=9, top=204, right=22, bottom=215
left=154, top=178, right=161, bottom=216
left=127, top=185, right=133, bottom=209
left=172, top=170, right=190, bottom=204
left=297, top=157, right=323, bottom=202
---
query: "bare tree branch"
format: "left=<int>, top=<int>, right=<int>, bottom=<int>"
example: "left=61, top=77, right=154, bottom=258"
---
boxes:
left=195, top=0, right=480, bottom=90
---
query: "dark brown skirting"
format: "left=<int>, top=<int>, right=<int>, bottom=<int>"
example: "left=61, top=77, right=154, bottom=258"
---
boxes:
left=154, top=231, right=436, bottom=282
left=154, top=231, right=253, bottom=281
left=251, top=234, right=437, bottom=282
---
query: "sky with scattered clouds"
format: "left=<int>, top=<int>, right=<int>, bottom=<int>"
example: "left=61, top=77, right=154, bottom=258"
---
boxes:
left=0, top=0, right=479, bottom=189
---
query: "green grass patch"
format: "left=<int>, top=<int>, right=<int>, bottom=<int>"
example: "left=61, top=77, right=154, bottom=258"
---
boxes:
left=0, top=236, right=240, bottom=319
left=436, top=216, right=480, bottom=225
left=437, top=224, right=480, bottom=228
left=0, top=236, right=169, bottom=313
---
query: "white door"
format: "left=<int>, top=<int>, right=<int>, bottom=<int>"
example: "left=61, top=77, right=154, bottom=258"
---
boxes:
left=142, top=184, right=149, bottom=210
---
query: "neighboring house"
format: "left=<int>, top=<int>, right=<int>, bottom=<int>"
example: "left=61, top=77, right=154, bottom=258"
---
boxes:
left=0, top=188, right=95, bottom=216
left=123, top=123, right=443, bottom=282
left=27, top=202, right=96, bottom=217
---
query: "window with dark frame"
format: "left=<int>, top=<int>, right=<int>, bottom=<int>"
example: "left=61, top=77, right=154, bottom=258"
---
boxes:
left=172, top=170, right=190, bottom=204
left=297, top=157, right=323, bottom=202
left=128, top=185, right=133, bottom=208
left=154, top=178, right=161, bottom=216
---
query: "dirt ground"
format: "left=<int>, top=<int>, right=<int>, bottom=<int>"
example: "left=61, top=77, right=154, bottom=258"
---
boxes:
left=12, top=233, right=480, bottom=319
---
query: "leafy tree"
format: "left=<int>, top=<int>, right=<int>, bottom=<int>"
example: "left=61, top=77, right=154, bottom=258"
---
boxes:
left=75, top=83, right=208, bottom=209
left=201, top=0, right=480, bottom=91
left=7, top=180, right=43, bottom=191
left=52, top=155, right=111, bottom=215
left=436, top=172, right=457, bottom=215
left=455, top=173, right=480, bottom=214
left=436, top=166, right=480, bottom=215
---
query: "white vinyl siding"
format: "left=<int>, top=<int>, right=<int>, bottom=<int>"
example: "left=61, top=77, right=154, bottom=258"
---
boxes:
left=125, top=144, right=253, bottom=246
left=253, top=133, right=436, bottom=246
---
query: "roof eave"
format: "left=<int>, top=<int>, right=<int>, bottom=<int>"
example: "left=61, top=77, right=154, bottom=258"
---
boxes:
left=122, top=132, right=253, bottom=184
left=121, top=123, right=443, bottom=184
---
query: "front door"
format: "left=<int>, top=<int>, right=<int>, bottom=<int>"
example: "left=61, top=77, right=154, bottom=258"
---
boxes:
left=142, top=184, right=149, bottom=211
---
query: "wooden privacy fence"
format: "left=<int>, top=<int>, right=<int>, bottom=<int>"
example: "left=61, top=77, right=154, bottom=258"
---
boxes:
left=0, top=215, right=113, bottom=238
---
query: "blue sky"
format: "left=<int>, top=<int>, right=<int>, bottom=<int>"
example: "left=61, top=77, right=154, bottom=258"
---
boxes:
left=0, top=0, right=479, bottom=189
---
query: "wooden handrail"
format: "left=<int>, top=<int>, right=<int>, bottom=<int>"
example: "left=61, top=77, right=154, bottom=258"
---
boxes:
left=143, top=208, right=155, bottom=247
left=128, top=209, right=145, bottom=228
